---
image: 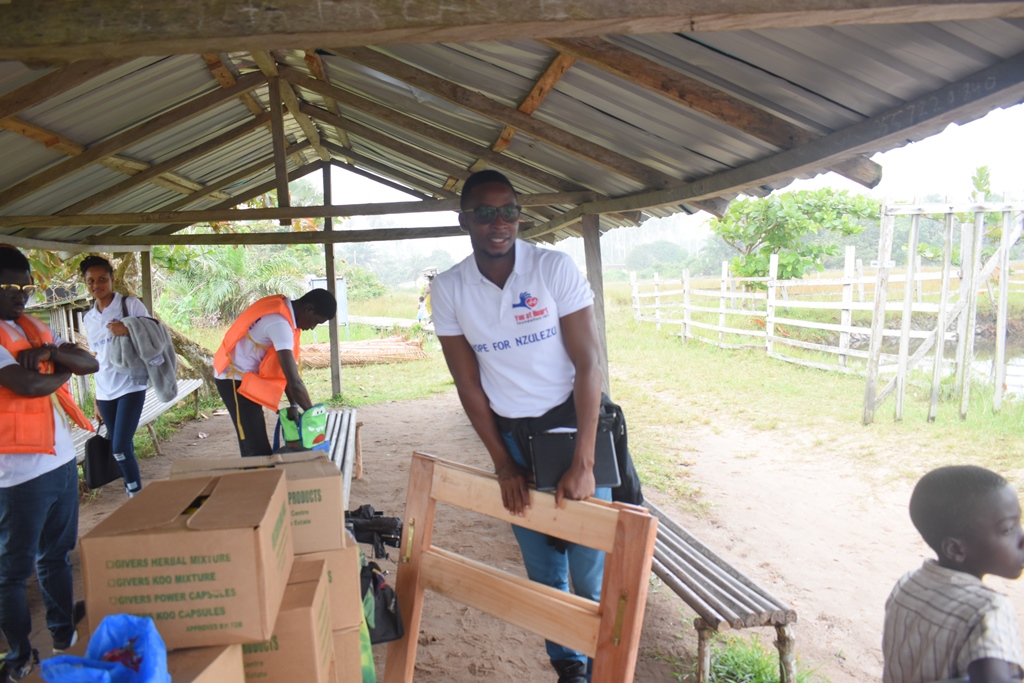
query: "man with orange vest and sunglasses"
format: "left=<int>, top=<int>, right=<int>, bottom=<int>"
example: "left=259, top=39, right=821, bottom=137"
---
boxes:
left=213, top=289, right=336, bottom=457
left=0, top=246, right=98, bottom=681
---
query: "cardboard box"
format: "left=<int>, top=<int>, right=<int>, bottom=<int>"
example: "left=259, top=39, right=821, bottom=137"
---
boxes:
left=80, top=469, right=294, bottom=650
left=299, top=542, right=362, bottom=631
left=170, top=451, right=345, bottom=553
left=168, top=644, right=245, bottom=683
left=332, top=627, right=365, bottom=683
left=242, top=558, right=334, bottom=683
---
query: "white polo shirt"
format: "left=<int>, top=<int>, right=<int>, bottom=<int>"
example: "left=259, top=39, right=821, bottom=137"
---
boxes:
left=214, top=300, right=297, bottom=381
left=83, top=293, right=150, bottom=400
left=0, top=320, right=76, bottom=488
left=432, top=240, right=594, bottom=419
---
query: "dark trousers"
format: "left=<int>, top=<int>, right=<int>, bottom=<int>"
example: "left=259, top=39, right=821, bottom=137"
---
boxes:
left=96, top=389, right=146, bottom=493
left=0, top=459, right=79, bottom=667
left=215, top=378, right=273, bottom=457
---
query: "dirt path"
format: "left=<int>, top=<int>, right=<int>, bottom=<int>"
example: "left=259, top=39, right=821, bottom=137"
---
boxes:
left=12, top=389, right=1024, bottom=682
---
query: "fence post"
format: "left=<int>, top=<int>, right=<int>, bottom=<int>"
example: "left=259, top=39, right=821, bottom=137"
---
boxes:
left=895, top=213, right=922, bottom=421
left=718, top=262, right=728, bottom=346
left=954, top=216, right=976, bottom=414
left=629, top=271, right=639, bottom=321
left=856, top=258, right=865, bottom=303
left=959, top=212, right=985, bottom=420
left=839, top=246, right=855, bottom=368
left=654, top=272, right=662, bottom=332
left=994, top=211, right=1012, bottom=411
left=766, top=254, right=778, bottom=356
left=863, top=206, right=896, bottom=425
left=929, top=213, right=955, bottom=422
left=682, top=269, right=691, bottom=344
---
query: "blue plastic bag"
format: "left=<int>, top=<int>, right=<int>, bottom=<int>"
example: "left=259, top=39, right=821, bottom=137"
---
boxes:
left=40, top=614, right=170, bottom=683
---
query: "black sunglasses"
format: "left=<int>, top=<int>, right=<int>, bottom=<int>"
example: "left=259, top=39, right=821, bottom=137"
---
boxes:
left=461, top=204, right=522, bottom=224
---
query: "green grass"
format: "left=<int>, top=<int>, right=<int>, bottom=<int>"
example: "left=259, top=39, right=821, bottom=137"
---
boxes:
left=707, top=634, right=825, bottom=683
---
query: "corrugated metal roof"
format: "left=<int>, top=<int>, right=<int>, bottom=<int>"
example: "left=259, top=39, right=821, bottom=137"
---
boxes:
left=0, top=17, right=1021, bottom=247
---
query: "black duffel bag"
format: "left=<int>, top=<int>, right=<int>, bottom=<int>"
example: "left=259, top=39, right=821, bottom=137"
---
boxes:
left=345, top=504, right=402, bottom=559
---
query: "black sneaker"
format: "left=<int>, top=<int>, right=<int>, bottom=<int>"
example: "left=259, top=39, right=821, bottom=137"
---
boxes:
left=53, top=599, right=86, bottom=652
left=552, top=658, right=588, bottom=683
left=2, top=648, right=39, bottom=682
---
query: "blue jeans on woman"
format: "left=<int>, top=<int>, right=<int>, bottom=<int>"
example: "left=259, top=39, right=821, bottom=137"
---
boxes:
left=0, top=458, right=79, bottom=669
left=501, top=433, right=611, bottom=672
left=97, top=389, right=146, bottom=494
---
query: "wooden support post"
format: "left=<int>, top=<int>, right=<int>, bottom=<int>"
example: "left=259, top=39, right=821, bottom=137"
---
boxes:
left=915, top=254, right=924, bottom=303
left=581, top=213, right=610, bottom=396
left=839, top=245, right=854, bottom=368
left=929, top=213, right=955, bottom=422
left=268, top=77, right=290, bottom=226
left=654, top=272, right=662, bottom=332
left=775, top=624, right=797, bottom=683
left=383, top=453, right=438, bottom=683
left=140, top=250, right=154, bottom=314
left=629, top=271, right=638, bottom=321
left=682, top=269, right=691, bottom=344
left=954, top=217, right=974, bottom=404
left=863, top=209, right=896, bottom=425
left=960, top=212, right=985, bottom=420
left=323, top=165, right=342, bottom=398
left=895, top=213, right=921, bottom=421
left=994, top=211, right=1011, bottom=411
left=695, top=620, right=713, bottom=683
left=718, top=262, right=727, bottom=346
left=766, top=254, right=778, bottom=356
left=856, top=258, right=865, bottom=303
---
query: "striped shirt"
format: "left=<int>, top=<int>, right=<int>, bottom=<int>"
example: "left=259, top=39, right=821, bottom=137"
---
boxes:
left=883, top=560, right=1024, bottom=683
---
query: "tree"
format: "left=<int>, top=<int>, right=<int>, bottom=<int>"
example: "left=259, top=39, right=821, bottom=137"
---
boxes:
left=710, top=189, right=879, bottom=281
left=624, top=240, right=688, bottom=274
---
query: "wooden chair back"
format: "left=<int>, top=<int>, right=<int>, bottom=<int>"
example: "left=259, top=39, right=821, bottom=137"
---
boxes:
left=383, top=452, right=658, bottom=683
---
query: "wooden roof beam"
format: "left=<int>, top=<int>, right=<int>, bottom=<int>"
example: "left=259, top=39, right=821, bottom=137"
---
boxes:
left=251, top=51, right=331, bottom=163
left=522, top=49, right=1024, bottom=239
left=2, top=1, right=1023, bottom=60
left=202, top=53, right=265, bottom=117
left=0, top=71, right=266, bottom=208
left=332, top=47, right=677, bottom=189
left=323, top=142, right=458, bottom=200
left=268, top=76, right=292, bottom=225
left=90, top=225, right=468, bottom=247
left=330, top=160, right=433, bottom=201
left=0, top=58, right=133, bottom=119
left=303, top=49, right=352, bottom=149
left=543, top=37, right=881, bottom=188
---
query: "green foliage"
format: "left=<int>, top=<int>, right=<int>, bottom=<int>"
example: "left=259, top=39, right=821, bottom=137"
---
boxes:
left=339, top=262, right=388, bottom=301
left=708, top=634, right=824, bottom=683
left=710, top=190, right=879, bottom=280
left=625, top=240, right=689, bottom=272
left=603, top=269, right=631, bottom=282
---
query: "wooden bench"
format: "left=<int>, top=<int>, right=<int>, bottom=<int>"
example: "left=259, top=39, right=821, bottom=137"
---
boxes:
left=384, top=453, right=658, bottom=683
left=645, top=501, right=798, bottom=683
left=71, top=378, right=204, bottom=462
left=323, top=408, right=361, bottom=508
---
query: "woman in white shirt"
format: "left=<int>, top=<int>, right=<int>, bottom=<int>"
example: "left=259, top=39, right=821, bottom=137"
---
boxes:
left=80, top=256, right=148, bottom=496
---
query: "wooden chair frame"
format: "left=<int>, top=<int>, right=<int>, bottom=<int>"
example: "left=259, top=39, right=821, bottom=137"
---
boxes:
left=383, top=452, right=658, bottom=683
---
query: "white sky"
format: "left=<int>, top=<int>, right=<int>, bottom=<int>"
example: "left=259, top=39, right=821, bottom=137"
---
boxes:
left=311, top=102, right=1024, bottom=257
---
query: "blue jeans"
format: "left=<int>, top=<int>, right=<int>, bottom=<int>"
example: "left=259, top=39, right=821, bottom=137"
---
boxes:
left=502, top=433, right=611, bottom=669
left=97, top=389, right=146, bottom=493
left=0, top=458, right=79, bottom=667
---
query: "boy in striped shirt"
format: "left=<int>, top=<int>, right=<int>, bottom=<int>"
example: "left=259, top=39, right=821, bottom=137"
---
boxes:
left=883, top=465, right=1024, bottom=683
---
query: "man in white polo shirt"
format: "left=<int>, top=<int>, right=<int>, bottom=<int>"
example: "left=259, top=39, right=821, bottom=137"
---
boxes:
left=431, top=170, right=605, bottom=683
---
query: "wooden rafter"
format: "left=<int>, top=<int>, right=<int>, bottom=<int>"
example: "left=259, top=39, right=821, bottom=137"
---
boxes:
left=331, top=160, right=432, bottom=201
left=543, top=37, right=882, bottom=188
left=303, top=49, right=352, bottom=148
left=2, top=1, right=1023, bottom=60
left=251, top=50, right=331, bottom=162
left=521, top=49, right=1024, bottom=239
left=284, top=68, right=584, bottom=193
left=0, top=58, right=133, bottom=119
left=0, top=191, right=593, bottom=229
left=324, top=144, right=458, bottom=200
left=89, top=225, right=467, bottom=246
left=267, top=76, right=292, bottom=223
left=332, top=47, right=677, bottom=189
left=0, top=115, right=232, bottom=201
left=202, top=53, right=264, bottom=116
left=0, top=71, right=266, bottom=208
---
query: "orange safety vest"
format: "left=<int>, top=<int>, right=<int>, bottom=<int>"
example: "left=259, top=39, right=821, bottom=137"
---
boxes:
left=0, top=315, right=94, bottom=455
left=213, top=295, right=301, bottom=411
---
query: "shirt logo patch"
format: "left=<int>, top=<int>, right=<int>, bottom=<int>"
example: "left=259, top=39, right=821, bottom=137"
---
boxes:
left=511, top=291, right=548, bottom=324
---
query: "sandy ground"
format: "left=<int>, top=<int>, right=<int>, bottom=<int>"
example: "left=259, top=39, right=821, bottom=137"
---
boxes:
left=10, top=389, right=1024, bottom=682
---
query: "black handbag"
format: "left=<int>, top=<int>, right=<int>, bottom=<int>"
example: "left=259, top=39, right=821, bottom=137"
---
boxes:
left=360, top=561, right=404, bottom=644
left=83, top=434, right=122, bottom=489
